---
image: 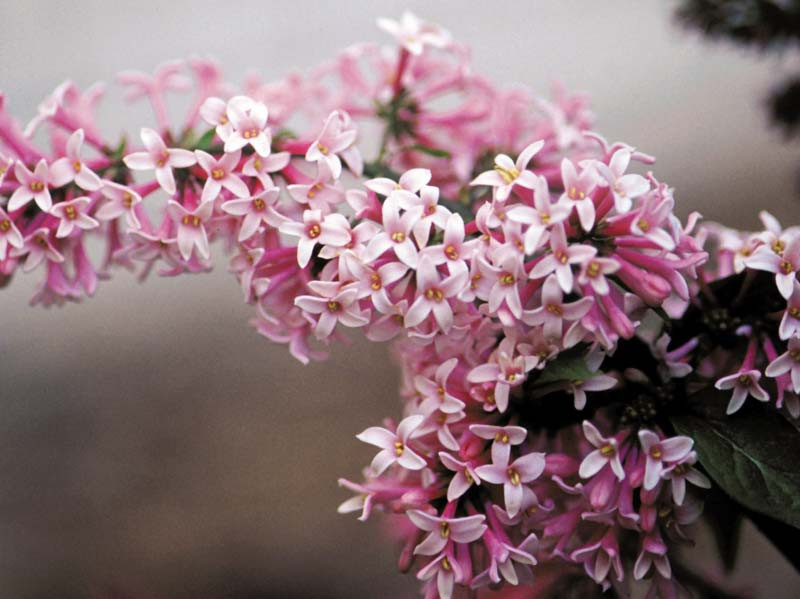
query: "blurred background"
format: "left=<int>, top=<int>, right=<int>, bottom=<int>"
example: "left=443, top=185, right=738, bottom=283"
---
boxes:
left=1, top=1, right=799, bottom=597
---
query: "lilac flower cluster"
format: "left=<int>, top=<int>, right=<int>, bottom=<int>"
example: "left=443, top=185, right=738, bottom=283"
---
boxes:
left=1, top=11, right=797, bottom=598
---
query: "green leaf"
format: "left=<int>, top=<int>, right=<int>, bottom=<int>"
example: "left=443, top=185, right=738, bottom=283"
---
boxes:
left=671, top=388, right=800, bottom=530
left=194, top=128, right=218, bottom=152
left=535, top=352, right=596, bottom=385
left=406, top=144, right=451, bottom=159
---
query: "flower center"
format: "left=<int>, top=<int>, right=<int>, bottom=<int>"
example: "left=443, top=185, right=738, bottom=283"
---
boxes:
left=327, top=300, right=341, bottom=313
left=773, top=239, right=786, bottom=255
left=123, top=193, right=134, bottom=208
left=307, top=183, right=323, bottom=199
left=156, top=150, right=169, bottom=167
left=649, top=446, right=662, bottom=460
left=211, top=167, right=225, bottom=180
left=317, top=143, right=329, bottom=155
left=600, top=443, right=616, bottom=457
left=391, top=231, right=406, bottom=243
left=72, top=160, right=82, bottom=173
left=253, top=198, right=265, bottom=211
left=0, top=219, right=11, bottom=232
left=307, top=224, right=321, bottom=238
left=394, top=440, right=404, bottom=456
left=546, top=303, right=562, bottom=315
left=64, top=205, right=77, bottom=220
left=29, top=180, right=45, bottom=192
left=182, top=215, right=202, bottom=228
left=637, top=218, right=650, bottom=232
left=500, top=272, right=515, bottom=286
left=494, top=164, right=519, bottom=184
left=243, top=128, right=260, bottom=139
left=587, top=261, right=601, bottom=277
left=568, top=186, right=585, bottom=200
left=507, top=468, right=521, bottom=486
left=439, top=521, right=450, bottom=538
left=425, top=288, right=444, bottom=302
left=495, top=432, right=509, bottom=444
left=780, top=260, right=794, bottom=275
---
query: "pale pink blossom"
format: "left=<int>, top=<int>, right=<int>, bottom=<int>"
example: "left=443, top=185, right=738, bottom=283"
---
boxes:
left=595, top=149, right=650, bottom=214
left=10, top=228, right=64, bottom=272
left=746, top=233, right=800, bottom=299
left=560, top=158, right=597, bottom=232
left=523, top=274, right=593, bottom=340
left=406, top=509, right=486, bottom=556
left=715, top=369, right=770, bottom=414
left=95, top=182, right=143, bottom=229
left=50, top=196, right=99, bottom=238
left=469, top=424, right=527, bottom=465
left=305, top=109, right=362, bottom=178
left=415, top=357, right=465, bottom=415
left=0, top=206, right=23, bottom=260
left=278, top=209, right=351, bottom=268
left=294, top=280, right=369, bottom=339
left=578, top=421, right=625, bottom=480
left=49, top=129, right=102, bottom=190
left=195, top=149, right=249, bottom=202
left=660, top=452, right=711, bottom=505
left=506, top=175, right=571, bottom=254
left=404, top=256, right=467, bottom=331
left=475, top=452, right=546, bottom=517
left=438, top=452, right=481, bottom=501
left=377, top=11, right=452, bottom=55
left=242, top=151, right=290, bottom=187
left=8, top=159, right=55, bottom=212
left=529, top=224, right=596, bottom=293
left=637, top=430, right=694, bottom=491
left=470, top=141, right=543, bottom=202
left=765, top=337, right=800, bottom=393
left=166, top=200, right=215, bottom=260
left=363, top=198, right=422, bottom=268
left=221, top=187, right=281, bottom=241
left=779, top=279, right=800, bottom=340
left=123, top=128, right=197, bottom=195
left=355, top=414, right=426, bottom=475
left=222, top=96, right=271, bottom=156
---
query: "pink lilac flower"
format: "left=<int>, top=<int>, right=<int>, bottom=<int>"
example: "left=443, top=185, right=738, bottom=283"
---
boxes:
left=355, top=414, right=426, bottom=475
left=475, top=452, right=546, bottom=517
left=578, top=421, right=625, bottom=480
left=660, top=451, right=711, bottom=505
left=221, top=187, right=281, bottom=242
left=305, top=109, right=362, bottom=178
left=467, top=338, right=538, bottom=412
left=779, top=279, right=800, bottom=340
left=222, top=96, right=271, bottom=156
left=406, top=509, right=487, bottom=556
left=470, top=141, right=543, bottom=202
left=469, top=424, right=527, bottom=465
left=505, top=175, right=571, bottom=254
left=294, top=280, right=369, bottom=340
left=50, top=197, right=99, bottom=238
left=363, top=198, right=422, bottom=269
left=8, top=159, right=55, bottom=212
left=194, top=149, right=249, bottom=202
left=242, top=151, right=291, bottom=187
left=365, top=168, right=431, bottom=199
left=424, top=212, right=473, bottom=277
left=123, top=128, right=197, bottom=195
left=746, top=234, right=800, bottom=299
left=529, top=224, right=597, bottom=293
left=714, top=369, right=770, bottom=415
left=11, top=228, right=64, bottom=272
left=199, top=96, right=233, bottom=139
left=523, top=274, right=593, bottom=340
left=404, top=256, right=467, bottom=331
left=95, top=182, right=143, bottom=229
left=416, top=551, right=461, bottom=599
left=567, top=373, right=617, bottom=410
left=377, top=11, right=452, bottom=55
left=166, top=200, right=215, bottom=260
left=438, top=452, right=481, bottom=501
left=287, top=160, right=344, bottom=213
left=765, top=337, right=800, bottom=393
left=595, top=148, right=649, bottom=214
left=0, top=206, right=23, bottom=260
left=414, top=357, right=465, bottom=415
left=633, top=534, right=671, bottom=581
left=49, top=128, right=103, bottom=191
left=560, top=158, right=597, bottom=232
left=637, top=430, right=694, bottom=491
left=278, top=209, right=351, bottom=268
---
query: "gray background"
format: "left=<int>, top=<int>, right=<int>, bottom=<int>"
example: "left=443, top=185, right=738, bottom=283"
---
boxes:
left=1, top=1, right=799, bottom=597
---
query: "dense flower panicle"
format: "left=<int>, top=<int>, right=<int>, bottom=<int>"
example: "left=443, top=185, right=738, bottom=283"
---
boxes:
left=0, top=11, right=794, bottom=598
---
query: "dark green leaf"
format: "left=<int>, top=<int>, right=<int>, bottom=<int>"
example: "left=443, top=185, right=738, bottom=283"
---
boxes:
left=194, top=128, right=218, bottom=152
left=671, top=388, right=800, bottom=529
left=535, top=353, right=596, bottom=385
left=407, top=144, right=451, bottom=159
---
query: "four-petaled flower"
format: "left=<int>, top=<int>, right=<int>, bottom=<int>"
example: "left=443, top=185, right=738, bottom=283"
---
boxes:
left=124, top=128, right=197, bottom=195
left=471, top=141, right=543, bottom=202
left=475, top=451, right=546, bottom=517
left=637, top=430, right=693, bottom=491
left=714, top=369, right=769, bottom=415
left=50, top=196, right=99, bottom=238
left=166, top=200, right=215, bottom=260
left=356, top=414, right=426, bottom=475
left=406, top=509, right=486, bottom=556
left=578, top=420, right=625, bottom=480
left=49, top=128, right=102, bottom=191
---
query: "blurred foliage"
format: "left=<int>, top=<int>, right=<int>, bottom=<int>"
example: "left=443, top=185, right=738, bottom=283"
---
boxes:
left=677, top=0, right=800, bottom=137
